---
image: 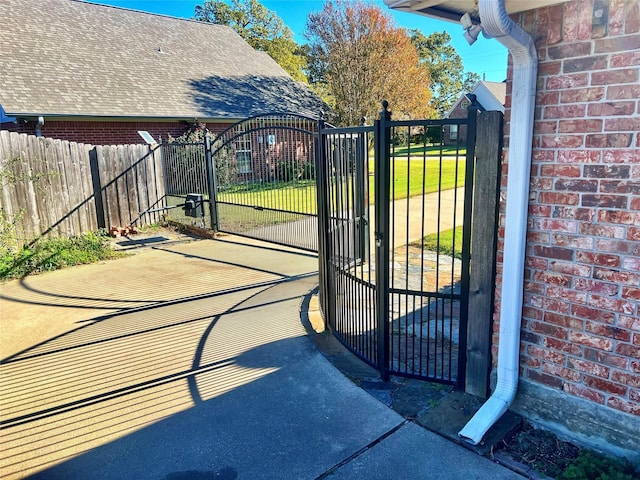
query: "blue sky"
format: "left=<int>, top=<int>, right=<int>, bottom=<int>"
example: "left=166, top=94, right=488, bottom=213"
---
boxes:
left=93, top=0, right=508, bottom=82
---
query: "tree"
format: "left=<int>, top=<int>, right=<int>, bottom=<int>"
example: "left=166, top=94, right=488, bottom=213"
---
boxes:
left=194, top=0, right=308, bottom=83
left=305, top=0, right=432, bottom=126
left=410, top=30, right=481, bottom=117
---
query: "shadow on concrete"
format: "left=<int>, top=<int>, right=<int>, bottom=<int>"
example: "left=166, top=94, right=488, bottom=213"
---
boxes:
left=7, top=272, right=394, bottom=479
left=0, top=239, right=315, bottom=315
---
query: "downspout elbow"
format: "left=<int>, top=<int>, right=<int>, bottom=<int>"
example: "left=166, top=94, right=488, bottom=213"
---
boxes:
left=458, top=0, right=538, bottom=445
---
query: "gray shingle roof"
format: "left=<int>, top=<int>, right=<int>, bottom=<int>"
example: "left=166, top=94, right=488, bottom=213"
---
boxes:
left=0, top=0, right=323, bottom=120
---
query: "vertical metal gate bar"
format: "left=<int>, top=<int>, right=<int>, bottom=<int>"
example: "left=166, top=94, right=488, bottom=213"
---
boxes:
left=404, top=126, right=411, bottom=374
left=448, top=140, right=460, bottom=381
left=375, top=102, right=392, bottom=380
left=457, top=105, right=478, bottom=386
left=316, top=118, right=331, bottom=330
left=389, top=126, right=396, bottom=374
left=204, top=135, right=219, bottom=231
left=418, top=131, right=428, bottom=375
left=355, top=131, right=365, bottom=262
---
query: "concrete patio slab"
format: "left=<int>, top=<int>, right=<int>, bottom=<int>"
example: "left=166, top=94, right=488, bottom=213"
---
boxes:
left=0, top=235, right=522, bottom=479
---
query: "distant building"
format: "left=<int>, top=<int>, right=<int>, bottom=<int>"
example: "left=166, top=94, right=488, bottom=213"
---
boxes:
left=0, top=0, right=323, bottom=145
left=443, top=81, right=506, bottom=144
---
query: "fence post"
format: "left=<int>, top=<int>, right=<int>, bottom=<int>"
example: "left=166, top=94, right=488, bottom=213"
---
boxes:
left=355, top=117, right=368, bottom=262
left=375, top=101, right=391, bottom=381
left=457, top=103, right=479, bottom=389
left=465, top=110, right=504, bottom=398
left=315, top=114, right=332, bottom=331
left=204, top=135, right=219, bottom=231
left=89, top=147, right=106, bottom=229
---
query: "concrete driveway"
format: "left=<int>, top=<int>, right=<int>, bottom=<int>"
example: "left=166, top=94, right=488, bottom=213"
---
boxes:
left=0, top=235, right=521, bottom=479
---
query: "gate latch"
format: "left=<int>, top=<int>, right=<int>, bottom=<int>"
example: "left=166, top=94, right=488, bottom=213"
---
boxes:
left=374, top=232, right=383, bottom=248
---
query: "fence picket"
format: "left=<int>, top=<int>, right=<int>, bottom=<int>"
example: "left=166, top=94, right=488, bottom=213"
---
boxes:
left=46, top=137, right=69, bottom=236
left=57, top=138, right=80, bottom=236
left=21, top=133, right=41, bottom=240
left=151, top=146, right=166, bottom=223
left=0, top=132, right=23, bottom=244
left=75, top=142, right=97, bottom=231
left=0, top=131, right=168, bottom=247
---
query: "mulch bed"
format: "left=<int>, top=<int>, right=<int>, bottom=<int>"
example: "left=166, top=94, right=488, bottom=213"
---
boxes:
left=493, top=422, right=579, bottom=478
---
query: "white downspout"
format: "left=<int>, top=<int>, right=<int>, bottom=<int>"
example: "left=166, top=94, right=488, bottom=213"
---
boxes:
left=458, top=0, right=538, bottom=445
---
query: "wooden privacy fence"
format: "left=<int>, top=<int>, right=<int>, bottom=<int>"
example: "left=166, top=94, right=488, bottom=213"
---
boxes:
left=0, top=131, right=166, bottom=247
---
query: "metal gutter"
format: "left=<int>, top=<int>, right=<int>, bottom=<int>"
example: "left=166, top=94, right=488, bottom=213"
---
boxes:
left=4, top=114, right=244, bottom=124
left=458, top=0, right=538, bottom=445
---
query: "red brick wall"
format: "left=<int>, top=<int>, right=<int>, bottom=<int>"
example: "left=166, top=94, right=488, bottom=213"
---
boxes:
left=497, top=0, right=639, bottom=417
left=444, top=103, right=469, bottom=145
left=4, top=119, right=231, bottom=145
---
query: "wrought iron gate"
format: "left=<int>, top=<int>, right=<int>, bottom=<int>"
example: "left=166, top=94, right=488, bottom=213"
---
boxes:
left=159, top=105, right=501, bottom=389
left=317, top=103, right=483, bottom=386
left=209, top=114, right=321, bottom=251
left=160, top=141, right=209, bottom=227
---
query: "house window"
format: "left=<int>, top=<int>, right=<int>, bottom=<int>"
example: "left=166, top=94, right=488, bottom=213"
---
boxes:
left=236, top=150, right=252, bottom=173
left=460, top=100, right=469, bottom=110
left=449, top=124, right=458, bottom=140
left=235, top=126, right=252, bottom=173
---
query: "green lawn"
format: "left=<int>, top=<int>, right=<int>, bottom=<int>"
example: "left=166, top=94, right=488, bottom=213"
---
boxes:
left=210, top=141, right=467, bottom=215
left=214, top=157, right=464, bottom=215
left=416, top=226, right=464, bottom=259
left=385, top=158, right=465, bottom=200
left=391, top=144, right=467, bottom=158
left=218, top=180, right=319, bottom=215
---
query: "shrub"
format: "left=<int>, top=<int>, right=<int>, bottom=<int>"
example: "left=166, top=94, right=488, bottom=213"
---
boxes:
left=560, top=451, right=637, bottom=480
left=167, top=122, right=238, bottom=192
left=275, top=159, right=298, bottom=182
left=301, top=160, right=315, bottom=180
left=0, top=208, right=23, bottom=257
left=0, top=231, right=124, bottom=281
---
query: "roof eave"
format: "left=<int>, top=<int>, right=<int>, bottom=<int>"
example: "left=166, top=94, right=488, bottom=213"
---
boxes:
left=384, top=0, right=571, bottom=24
left=6, top=113, right=245, bottom=123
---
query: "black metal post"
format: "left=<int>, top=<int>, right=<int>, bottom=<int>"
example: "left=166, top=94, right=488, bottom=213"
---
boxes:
left=375, top=101, right=391, bottom=381
left=355, top=117, right=368, bottom=263
left=315, top=114, right=332, bottom=331
left=204, top=135, right=219, bottom=231
left=457, top=103, right=478, bottom=387
left=89, top=147, right=106, bottom=229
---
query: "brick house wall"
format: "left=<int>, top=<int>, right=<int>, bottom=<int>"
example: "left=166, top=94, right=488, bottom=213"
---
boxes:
left=1, top=119, right=232, bottom=145
left=497, top=0, right=639, bottom=457
left=444, top=102, right=469, bottom=146
left=1, top=117, right=316, bottom=186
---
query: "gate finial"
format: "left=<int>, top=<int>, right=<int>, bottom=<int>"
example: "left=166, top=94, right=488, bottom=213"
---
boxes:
left=380, top=101, right=391, bottom=121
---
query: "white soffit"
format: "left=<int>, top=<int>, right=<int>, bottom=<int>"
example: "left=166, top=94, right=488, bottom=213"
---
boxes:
left=384, top=0, right=570, bottom=23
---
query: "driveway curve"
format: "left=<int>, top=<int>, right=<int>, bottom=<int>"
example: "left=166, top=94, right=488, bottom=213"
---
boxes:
left=0, top=235, right=521, bottom=480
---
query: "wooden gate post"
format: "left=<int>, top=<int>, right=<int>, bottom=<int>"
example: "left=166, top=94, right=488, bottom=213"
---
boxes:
left=465, top=110, right=504, bottom=398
